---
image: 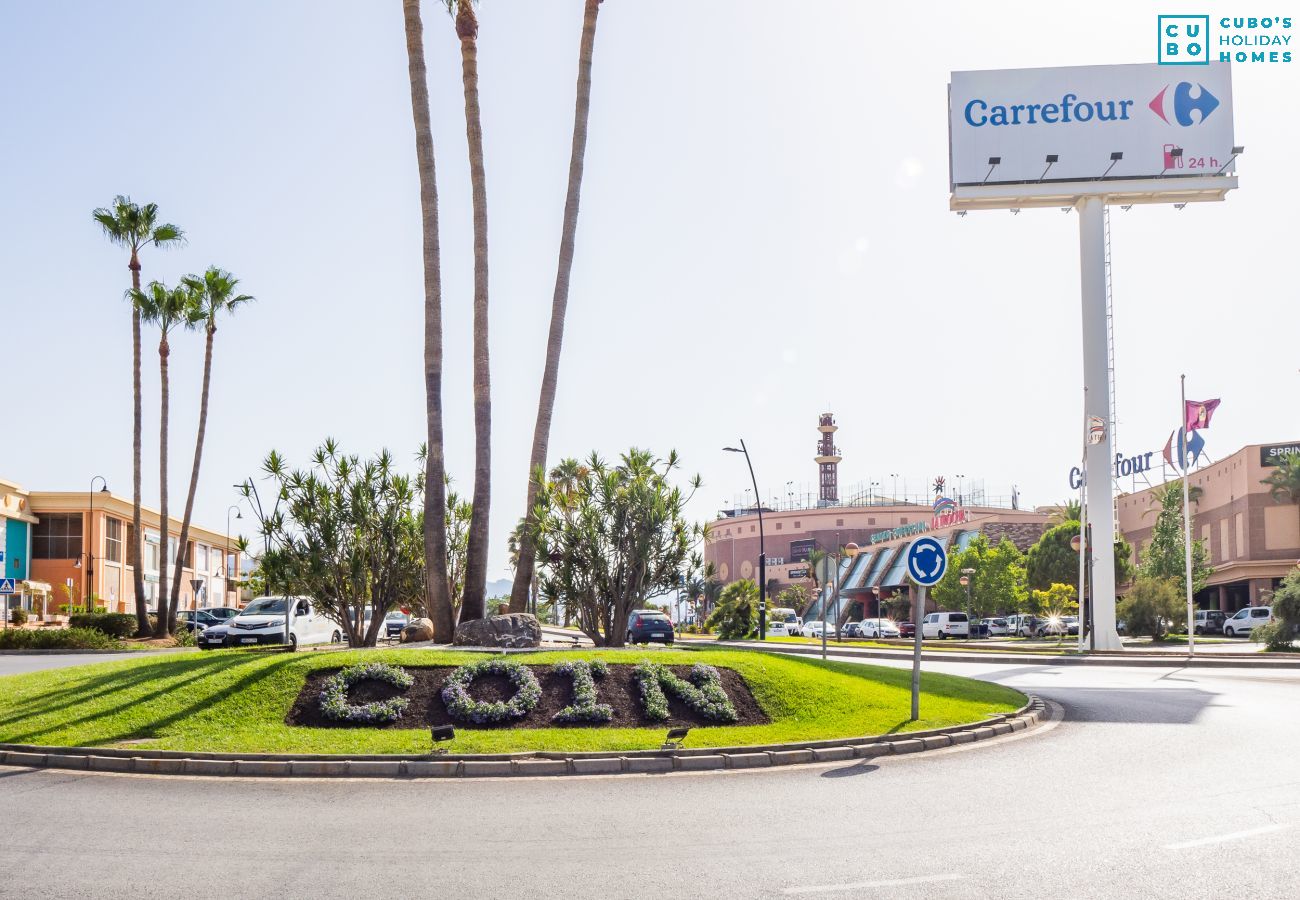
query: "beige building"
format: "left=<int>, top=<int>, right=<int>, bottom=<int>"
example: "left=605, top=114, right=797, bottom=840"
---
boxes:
left=1117, top=441, right=1300, bottom=611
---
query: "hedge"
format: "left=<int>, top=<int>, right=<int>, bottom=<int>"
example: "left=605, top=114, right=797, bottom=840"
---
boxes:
left=0, top=627, right=121, bottom=650
left=68, top=613, right=140, bottom=638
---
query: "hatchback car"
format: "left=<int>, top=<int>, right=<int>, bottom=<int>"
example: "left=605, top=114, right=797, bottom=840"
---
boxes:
left=177, top=609, right=223, bottom=633
left=981, top=617, right=1009, bottom=637
left=1224, top=606, right=1272, bottom=637
left=626, top=610, right=674, bottom=645
left=842, top=622, right=862, bottom=638
left=860, top=618, right=901, bottom=638
left=197, top=623, right=230, bottom=650
left=898, top=621, right=916, bottom=638
left=803, top=620, right=837, bottom=639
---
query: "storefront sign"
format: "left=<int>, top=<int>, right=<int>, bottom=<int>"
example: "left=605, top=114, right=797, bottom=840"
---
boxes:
left=871, top=496, right=971, bottom=545
left=1261, top=443, right=1300, bottom=467
left=1069, top=450, right=1158, bottom=488
left=789, top=539, right=815, bottom=562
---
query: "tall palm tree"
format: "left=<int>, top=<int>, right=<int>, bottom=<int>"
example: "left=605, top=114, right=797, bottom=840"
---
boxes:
left=167, top=268, right=252, bottom=624
left=92, top=197, right=184, bottom=634
left=446, top=0, right=492, bottom=623
left=1048, top=498, right=1082, bottom=525
left=130, top=282, right=200, bottom=637
left=1261, top=456, right=1300, bottom=538
left=402, top=0, right=455, bottom=642
left=510, top=0, right=606, bottom=613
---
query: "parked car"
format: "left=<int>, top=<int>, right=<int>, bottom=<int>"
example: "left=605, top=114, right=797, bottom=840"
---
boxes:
left=626, top=609, right=674, bottom=645
left=804, top=619, right=837, bottom=639
left=1193, top=610, right=1226, bottom=635
left=224, top=595, right=342, bottom=649
left=384, top=611, right=410, bottom=638
left=842, top=622, right=862, bottom=638
left=197, top=622, right=230, bottom=651
left=898, top=621, right=916, bottom=638
left=769, top=607, right=803, bottom=636
left=1006, top=614, right=1042, bottom=637
left=860, top=618, right=901, bottom=638
left=204, top=607, right=241, bottom=623
left=921, top=611, right=970, bottom=640
left=1224, top=606, right=1273, bottom=637
left=1063, top=615, right=1080, bottom=636
left=981, top=617, right=1009, bottom=637
left=176, top=609, right=223, bottom=633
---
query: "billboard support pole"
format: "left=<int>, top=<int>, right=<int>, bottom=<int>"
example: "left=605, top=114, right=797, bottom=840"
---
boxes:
left=1077, top=195, right=1123, bottom=651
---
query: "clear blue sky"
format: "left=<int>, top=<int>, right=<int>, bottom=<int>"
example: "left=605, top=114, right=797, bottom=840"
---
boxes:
left=3, top=2, right=1296, bottom=582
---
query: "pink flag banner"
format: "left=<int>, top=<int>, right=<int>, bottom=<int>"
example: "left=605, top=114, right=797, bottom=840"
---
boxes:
left=1184, top=398, right=1220, bottom=432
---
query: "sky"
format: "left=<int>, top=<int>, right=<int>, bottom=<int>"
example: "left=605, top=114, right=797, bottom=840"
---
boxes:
left=3, top=2, right=1297, bottom=583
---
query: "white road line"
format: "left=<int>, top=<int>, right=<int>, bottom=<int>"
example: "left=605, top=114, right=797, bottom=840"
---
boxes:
left=1164, top=822, right=1291, bottom=850
left=783, top=873, right=966, bottom=894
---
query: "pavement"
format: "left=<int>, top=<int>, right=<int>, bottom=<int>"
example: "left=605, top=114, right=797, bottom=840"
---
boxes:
left=1, top=654, right=1298, bottom=899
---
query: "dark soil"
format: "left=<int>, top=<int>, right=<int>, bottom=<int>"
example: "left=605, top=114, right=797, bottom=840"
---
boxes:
left=286, top=664, right=768, bottom=730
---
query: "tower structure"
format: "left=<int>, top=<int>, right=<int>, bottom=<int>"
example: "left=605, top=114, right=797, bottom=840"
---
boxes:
left=814, top=413, right=841, bottom=505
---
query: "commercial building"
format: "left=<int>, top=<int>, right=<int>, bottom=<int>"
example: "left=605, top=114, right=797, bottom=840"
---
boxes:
left=1117, top=440, right=1300, bottom=611
left=1, top=476, right=241, bottom=619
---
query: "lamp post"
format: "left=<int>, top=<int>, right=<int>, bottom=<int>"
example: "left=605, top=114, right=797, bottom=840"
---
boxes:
left=724, top=441, right=766, bottom=641
left=86, top=476, right=109, bottom=612
left=960, top=568, right=976, bottom=638
left=225, top=504, right=242, bottom=607
left=872, top=585, right=881, bottom=636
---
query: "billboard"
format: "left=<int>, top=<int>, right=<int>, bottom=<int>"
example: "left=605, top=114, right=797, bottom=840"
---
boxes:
left=949, top=62, right=1235, bottom=187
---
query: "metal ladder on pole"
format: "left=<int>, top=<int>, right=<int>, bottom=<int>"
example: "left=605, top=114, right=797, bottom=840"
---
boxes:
left=1104, top=204, right=1120, bottom=530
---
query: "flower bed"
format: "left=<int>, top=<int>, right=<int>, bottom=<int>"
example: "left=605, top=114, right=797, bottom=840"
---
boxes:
left=319, top=662, right=414, bottom=725
left=441, top=657, right=543, bottom=725
left=551, top=659, right=613, bottom=724
left=632, top=660, right=739, bottom=723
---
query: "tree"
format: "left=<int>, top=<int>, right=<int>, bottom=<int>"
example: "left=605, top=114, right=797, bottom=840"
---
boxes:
left=444, top=0, right=493, bottom=623
left=1254, top=566, right=1300, bottom=650
left=249, top=441, right=425, bottom=647
left=130, top=282, right=200, bottom=636
left=401, top=0, right=455, bottom=643
left=1048, top=499, right=1082, bottom=525
left=930, top=535, right=1027, bottom=617
left=1026, top=520, right=1136, bottom=593
left=1027, top=583, right=1078, bottom=618
left=510, top=0, right=607, bottom=613
left=168, top=268, right=252, bottom=625
left=775, top=584, right=810, bottom=612
left=444, top=487, right=473, bottom=622
left=92, top=196, right=184, bottom=636
left=1261, top=455, right=1300, bottom=541
left=1117, top=575, right=1183, bottom=640
left=707, top=579, right=758, bottom=640
left=1138, top=484, right=1212, bottom=597
left=530, top=448, right=702, bottom=646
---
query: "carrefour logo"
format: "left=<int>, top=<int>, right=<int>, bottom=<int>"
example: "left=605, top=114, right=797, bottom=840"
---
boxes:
left=963, top=92, right=1135, bottom=127
left=1148, top=82, right=1220, bottom=125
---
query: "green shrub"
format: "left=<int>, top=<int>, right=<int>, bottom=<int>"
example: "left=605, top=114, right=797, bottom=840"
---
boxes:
left=68, top=612, right=139, bottom=638
left=0, top=627, right=121, bottom=650
left=8, top=607, right=28, bottom=626
left=173, top=626, right=196, bottom=647
left=1117, top=575, right=1183, bottom=640
left=1251, top=620, right=1295, bottom=652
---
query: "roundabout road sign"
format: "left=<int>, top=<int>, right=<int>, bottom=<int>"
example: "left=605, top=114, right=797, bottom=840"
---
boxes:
left=906, top=537, right=947, bottom=587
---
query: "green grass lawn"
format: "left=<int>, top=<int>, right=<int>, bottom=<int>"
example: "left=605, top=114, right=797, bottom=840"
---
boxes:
left=0, top=647, right=1025, bottom=756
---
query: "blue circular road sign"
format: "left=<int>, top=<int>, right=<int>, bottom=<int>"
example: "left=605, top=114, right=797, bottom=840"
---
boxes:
left=906, top=537, right=948, bottom=587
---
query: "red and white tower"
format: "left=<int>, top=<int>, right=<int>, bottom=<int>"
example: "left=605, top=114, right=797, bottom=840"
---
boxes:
left=814, top=413, right=841, bottom=505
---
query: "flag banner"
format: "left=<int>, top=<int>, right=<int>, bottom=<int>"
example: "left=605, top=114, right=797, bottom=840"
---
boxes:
left=1185, top=398, right=1221, bottom=432
left=1087, top=416, right=1106, bottom=445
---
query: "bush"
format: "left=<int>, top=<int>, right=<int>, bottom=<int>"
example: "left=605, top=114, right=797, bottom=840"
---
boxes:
left=1251, top=620, right=1296, bottom=652
left=68, top=613, right=139, bottom=638
left=1117, top=576, right=1184, bottom=640
left=0, top=627, right=121, bottom=650
left=8, top=607, right=28, bottom=626
left=706, top=580, right=758, bottom=640
left=173, top=626, right=197, bottom=647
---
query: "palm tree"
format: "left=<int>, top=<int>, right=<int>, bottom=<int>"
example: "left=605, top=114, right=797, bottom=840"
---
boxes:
left=446, top=0, right=492, bottom=624
left=1048, top=498, right=1082, bottom=525
left=167, top=268, right=252, bottom=625
left=402, top=0, right=455, bottom=642
left=1145, top=482, right=1204, bottom=517
left=510, top=0, right=606, bottom=613
left=130, top=282, right=200, bottom=636
left=1261, top=455, right=1300, bottom=539
left=92, top=197, right=184, bottom=635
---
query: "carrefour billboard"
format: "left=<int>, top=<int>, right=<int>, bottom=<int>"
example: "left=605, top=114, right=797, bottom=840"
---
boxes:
left=949, top=62, right=1235, bottom=187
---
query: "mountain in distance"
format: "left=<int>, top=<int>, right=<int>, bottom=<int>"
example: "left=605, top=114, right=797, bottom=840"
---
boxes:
left=486, top=578, right=513, bottom=600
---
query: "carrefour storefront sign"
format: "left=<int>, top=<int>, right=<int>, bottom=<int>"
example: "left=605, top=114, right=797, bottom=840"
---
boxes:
left=1069, top=450, right=1157, bottom=489
left=950, top=62, right=1235, bottom=185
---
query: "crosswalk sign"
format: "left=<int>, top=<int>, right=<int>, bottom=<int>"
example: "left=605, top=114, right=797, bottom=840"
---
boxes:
left=0, top=579, right=16, bottom=595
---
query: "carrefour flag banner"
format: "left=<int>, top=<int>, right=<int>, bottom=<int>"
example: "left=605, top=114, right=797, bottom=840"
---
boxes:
left=949, top=63, right=1235, bottom=186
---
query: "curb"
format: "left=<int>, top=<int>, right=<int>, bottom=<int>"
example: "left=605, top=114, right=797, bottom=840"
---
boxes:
left=0, top=696, right=1047, bottom=780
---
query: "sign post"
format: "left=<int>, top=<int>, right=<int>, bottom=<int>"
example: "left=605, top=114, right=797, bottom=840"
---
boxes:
left=906, top=537, right=948, bottom=721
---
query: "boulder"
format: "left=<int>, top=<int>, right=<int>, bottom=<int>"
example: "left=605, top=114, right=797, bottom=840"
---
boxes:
left=453, top=613, right=542, bottom=649
left=400, top=617, right=436, bottom=643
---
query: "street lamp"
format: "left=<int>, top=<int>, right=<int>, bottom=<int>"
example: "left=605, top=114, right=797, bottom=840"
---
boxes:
left=225, top=504, right=242, bottom=606
left=821, top=539, right=859, bottom=658
left=724, top=442, right=766, bottom=641
left=960, top=568, right=976, bottom=639
left=86, top=476, right=109, bottom=612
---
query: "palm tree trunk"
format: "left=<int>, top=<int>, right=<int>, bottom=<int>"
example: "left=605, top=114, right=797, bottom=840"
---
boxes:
left=169, top=325, right=214, bottom=617
left=153, top=333, right=172, bottom=638
left=129, top=253, right=149, bottom=636
left=403, top=0, right=455, bottom=642
left=457, top=1, right=491, bottom=623
left=510, top=0, right=603, bottom=614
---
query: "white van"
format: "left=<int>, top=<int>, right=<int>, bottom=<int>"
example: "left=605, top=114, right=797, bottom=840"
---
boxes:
left=1223, top=606, right=1273, bottom=637
left=766, top=607, right=803, bottom=637
left=921, top=611, right=970, bottom=640
left=223, top=595, right=342, bottom=650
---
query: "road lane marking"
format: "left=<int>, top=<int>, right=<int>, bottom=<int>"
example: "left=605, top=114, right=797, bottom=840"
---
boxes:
left=1164, top=822, right=1291, bottom=850
left=783, top=873, right=965, bottom=894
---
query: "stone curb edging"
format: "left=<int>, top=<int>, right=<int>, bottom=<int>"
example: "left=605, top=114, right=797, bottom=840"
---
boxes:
left=0, top=697, right=1047, bottom=779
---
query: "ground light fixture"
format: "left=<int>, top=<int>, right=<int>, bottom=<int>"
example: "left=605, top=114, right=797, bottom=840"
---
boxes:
left=662, top=727, right=690, bottom=750
left=723, top=442, right=766, bottom=640
left=430, top=725, right=455, bottom=754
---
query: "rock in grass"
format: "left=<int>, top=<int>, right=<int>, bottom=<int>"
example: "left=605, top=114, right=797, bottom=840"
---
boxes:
left=400, top=618, right=436, bottom=643
left=453, top=613, right=541, bottom=649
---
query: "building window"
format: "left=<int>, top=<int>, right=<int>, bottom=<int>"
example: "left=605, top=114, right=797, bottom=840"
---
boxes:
left=775, top=523, right=782, bottom=530
left=750, top=526, right=756, bottom=533
left=127, top=524, right=138, bottom=567
left=836, top=519, right=844, bottom=526
left=794, top=521, right=801, bottom=528
left=104, top=517, right=123, bottom=563
left=900, top=518, right=908, bottom=525
left=869, top=518, right=876, bottom=525
left=196, top=544, right=209, bottom=573
left=144, top=531, right=161, bottom=573
left=33, top=514, right=83, bottom=559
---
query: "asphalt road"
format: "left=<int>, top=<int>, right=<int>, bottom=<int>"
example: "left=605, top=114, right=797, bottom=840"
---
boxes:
left=1, top=654, right=1298, bottom=899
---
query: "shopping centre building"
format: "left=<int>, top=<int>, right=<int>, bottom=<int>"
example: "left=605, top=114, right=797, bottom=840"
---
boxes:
left=0, top=476, right=241, bottom=619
